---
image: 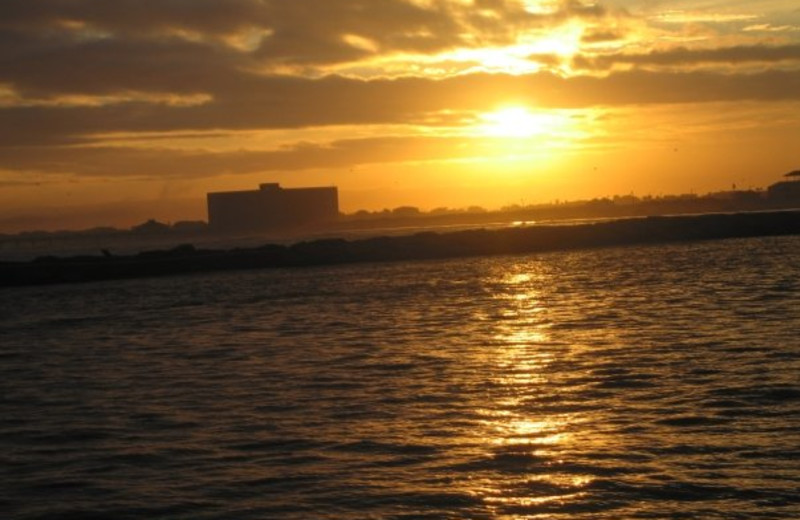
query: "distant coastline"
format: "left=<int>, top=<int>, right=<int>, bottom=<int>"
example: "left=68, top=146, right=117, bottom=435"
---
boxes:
left=2, top=210, right=799, bottom=287
left=3, top=180, right=800, bottom=262
left=4, top=174, right=800, bottom=242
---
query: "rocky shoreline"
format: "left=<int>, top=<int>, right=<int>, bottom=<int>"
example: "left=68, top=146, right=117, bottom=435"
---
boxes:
left=2, top=210, right=799, bottom=287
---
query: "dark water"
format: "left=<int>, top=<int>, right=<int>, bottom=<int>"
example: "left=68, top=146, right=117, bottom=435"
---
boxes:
left=2, top=236, right=799, bottom=519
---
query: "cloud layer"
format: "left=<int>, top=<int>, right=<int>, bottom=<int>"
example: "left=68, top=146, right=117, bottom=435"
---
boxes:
left=1, top=0, right=799, bottom=181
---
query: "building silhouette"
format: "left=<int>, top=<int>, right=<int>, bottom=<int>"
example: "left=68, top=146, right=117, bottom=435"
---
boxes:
left=768, top=170, right=800, bottom=203
left=207, top=183, right=338, bottom=234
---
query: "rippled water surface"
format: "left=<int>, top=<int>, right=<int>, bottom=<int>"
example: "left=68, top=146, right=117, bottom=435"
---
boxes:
left=2, top=236, right=800, bottom=519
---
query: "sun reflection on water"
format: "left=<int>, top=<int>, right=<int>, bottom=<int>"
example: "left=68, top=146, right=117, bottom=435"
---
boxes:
left=464, top=261, right=598, bottom=516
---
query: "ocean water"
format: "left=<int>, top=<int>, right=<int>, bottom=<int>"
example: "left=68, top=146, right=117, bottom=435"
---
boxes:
left=2, top=236, right=799, bottom=519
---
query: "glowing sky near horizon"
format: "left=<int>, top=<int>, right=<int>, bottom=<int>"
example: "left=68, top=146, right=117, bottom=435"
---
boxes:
left=1, top=0, right=799, bottom=231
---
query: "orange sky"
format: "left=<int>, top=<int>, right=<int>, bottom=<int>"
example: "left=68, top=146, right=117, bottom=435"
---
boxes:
left=1, top=0, right=799, bottom=232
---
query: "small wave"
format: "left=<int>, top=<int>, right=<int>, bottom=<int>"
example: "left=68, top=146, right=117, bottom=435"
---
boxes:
left=587, top=479, right=749, bottom=502
left=229, top=438, right=323, bottom=453
left=654, top=415, right=729, bottom=427
left=594, top=378, right=658, bottom=389
left=330, top=440, right=439, bottom=456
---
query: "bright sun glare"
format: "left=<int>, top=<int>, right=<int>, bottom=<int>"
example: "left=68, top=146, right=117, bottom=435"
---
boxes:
left=480, top=106, right=563, bottom=138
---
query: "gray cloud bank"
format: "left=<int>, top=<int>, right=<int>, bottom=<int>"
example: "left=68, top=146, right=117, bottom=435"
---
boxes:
left=574, top=44, right=800, bottom=69
left=3, top=70, right=799, bottom=147
left=1, top=0, right=799, bottom=178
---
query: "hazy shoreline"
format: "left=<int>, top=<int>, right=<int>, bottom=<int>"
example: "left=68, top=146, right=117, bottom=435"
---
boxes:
left=2, top=210, right=799, bottom=287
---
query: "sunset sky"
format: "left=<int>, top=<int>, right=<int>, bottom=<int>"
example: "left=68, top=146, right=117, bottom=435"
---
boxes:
left=1, top=0, right=799, bottom=231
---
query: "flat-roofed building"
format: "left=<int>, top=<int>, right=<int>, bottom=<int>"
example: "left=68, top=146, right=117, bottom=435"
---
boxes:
left=207, top=183, right=338, bottom=234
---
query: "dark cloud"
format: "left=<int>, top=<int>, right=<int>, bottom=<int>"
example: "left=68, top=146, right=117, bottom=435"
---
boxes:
left=0, top=30, right=242, bottom=98
left=254, top=0, right=464, bottom=64
left=0, top=135, right=535, bottom=178
left=2, top=69, right=800, bottom=148
left=0, top=0, right=611, bottom=77
left=561, top=0, right=606, bottom=18
left=0, top=0, right=268, bottom=35
left=1, top=0, right=798, bottom=181
left=528, top=53, right=563, bottom=66
left=0, top=0, right=624, bottom=117
left=0, top=0, right=452, bottom=78
left=581, top=30, right=625, bottom=43
left=575, top=44, right=800, bottom=70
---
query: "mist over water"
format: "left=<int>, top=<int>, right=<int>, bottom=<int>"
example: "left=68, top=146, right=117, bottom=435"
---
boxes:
left=2, top=236, right=799, bottom=519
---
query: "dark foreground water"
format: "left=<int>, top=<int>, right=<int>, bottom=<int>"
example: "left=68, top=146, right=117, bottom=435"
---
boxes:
left=2, top=236, right=799, bottom=519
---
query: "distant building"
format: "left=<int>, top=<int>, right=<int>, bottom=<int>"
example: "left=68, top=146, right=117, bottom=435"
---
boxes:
left=207, top=183, right=339, bottom=234
left=767, top=170, right=800, bottom=203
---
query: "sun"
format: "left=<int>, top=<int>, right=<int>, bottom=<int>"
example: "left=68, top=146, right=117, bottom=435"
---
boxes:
left=479, top=106, right=567, bottom=139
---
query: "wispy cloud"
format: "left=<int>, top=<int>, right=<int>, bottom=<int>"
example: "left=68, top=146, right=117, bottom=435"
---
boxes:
left=575, top=44, right=800, bottom=70
left=652, top=11, right=759, bottom=24
left=744, top=23, right=800, bottom=33
left=2, top=68, right=799, bottom=149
